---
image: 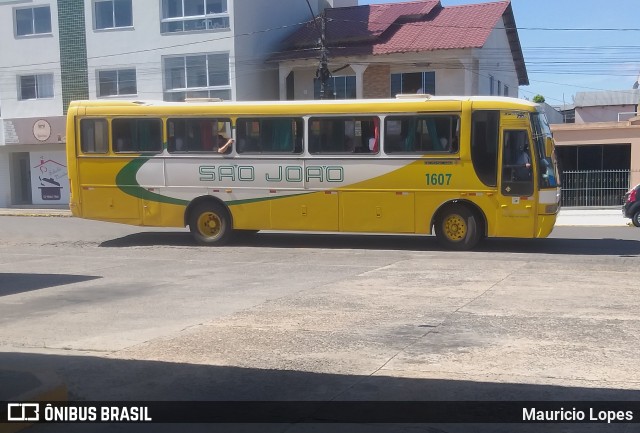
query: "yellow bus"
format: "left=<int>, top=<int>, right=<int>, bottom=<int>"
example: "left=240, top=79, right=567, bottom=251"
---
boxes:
left=65, top=96, right=561, bottom=250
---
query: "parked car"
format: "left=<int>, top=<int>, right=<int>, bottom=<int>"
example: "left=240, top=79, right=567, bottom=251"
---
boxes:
left=623, top=183, right=640, bottom=227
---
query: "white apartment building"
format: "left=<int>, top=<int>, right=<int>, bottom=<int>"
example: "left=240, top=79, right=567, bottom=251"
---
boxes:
left=0, top=0, right=355, bottom=208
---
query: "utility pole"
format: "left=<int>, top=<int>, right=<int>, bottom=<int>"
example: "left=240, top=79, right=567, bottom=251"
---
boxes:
left=305, top=0, right=332, bottom=99
left=317, top=11, right=332, bottom=99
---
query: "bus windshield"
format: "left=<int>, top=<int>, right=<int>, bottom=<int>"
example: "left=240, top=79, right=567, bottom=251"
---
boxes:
left=530, top=111, right=559, bottom=188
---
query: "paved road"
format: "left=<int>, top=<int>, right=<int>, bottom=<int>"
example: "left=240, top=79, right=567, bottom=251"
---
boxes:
left=1, top=217, right=639, bottom=432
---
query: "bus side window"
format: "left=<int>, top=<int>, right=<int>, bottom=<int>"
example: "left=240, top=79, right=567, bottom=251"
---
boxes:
left=112, top=118, right=162, bottom=153
left=80, top=119, right=108, bottom=154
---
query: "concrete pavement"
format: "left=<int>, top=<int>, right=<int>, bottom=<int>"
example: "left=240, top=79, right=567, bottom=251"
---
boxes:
left=0, top=205, right=635, bottom=432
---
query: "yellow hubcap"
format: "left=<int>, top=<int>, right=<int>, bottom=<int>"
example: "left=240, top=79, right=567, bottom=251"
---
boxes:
left=443, top=214, right=467, bottom=241
left=197, top=212, right=222, bottom=238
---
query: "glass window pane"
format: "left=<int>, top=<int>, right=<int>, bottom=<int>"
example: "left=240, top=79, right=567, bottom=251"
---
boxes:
left=114, top=0, right=132, bottom=27
left=310, top=117, right=376, bottom=154
left=162, top=0, right=182, bottom=18
left=33, top=6, right=51, bottom=34
left=164, top=57, right=185, bottom=89
left=184, top=0, right=204, bottom=16
left=95, top=1, right=114, bottom=29
left=118, top=69, right=137, bottom=95
left=81, top=119, right=108, bottom=153
left=36, top=74, right=54, bottom=98
left=208, top=89, right=230, bottom=100
left=186, top=55, right=207, bottom=88
left=207, top=53, right=229, bottom=86
left=164, top=91, right=185, bottom=102
left=390, top=74, right=401, bottom=97
left=98, top=70, right=117, bottom=96
left=16, top=9, right=33, bottom=36
left=20, top=76, right=37, bottom=100
left=206, top=0, right=226, bottom=13
left=384, top=115, right=458, bottom=154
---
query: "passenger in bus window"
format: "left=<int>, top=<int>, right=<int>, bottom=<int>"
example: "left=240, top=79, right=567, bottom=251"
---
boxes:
left=217, top=131, right=234, bottom=154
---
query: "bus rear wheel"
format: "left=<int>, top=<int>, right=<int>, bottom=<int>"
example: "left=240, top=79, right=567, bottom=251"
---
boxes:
left=189, top=202, right=232, bottom=245
left=435, top=205, right=482, bottom=250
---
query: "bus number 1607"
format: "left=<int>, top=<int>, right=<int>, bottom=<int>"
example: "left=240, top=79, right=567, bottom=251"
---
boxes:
left=426, top=173, right=452, bottom=186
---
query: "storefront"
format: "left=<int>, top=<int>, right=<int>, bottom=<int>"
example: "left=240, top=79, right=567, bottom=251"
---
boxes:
left=0, top=116, right=68, bottom=208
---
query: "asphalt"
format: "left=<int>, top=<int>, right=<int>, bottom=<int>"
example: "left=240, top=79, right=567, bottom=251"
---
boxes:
left=0, top=205, right=633, bottom=431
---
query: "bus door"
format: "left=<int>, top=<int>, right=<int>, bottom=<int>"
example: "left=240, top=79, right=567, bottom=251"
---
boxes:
left=497, top=128, right=537, bottom=237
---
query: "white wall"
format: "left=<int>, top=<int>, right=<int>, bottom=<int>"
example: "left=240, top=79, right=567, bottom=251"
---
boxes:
left=84, top=0, right=236, bottom=101
left=575, top=105, right=637, bottom=123
left=476, top=22, right=519, bottom=97
left=0, top=0, right=62, bottom=119
left=233, top=0, right=317, bottom=101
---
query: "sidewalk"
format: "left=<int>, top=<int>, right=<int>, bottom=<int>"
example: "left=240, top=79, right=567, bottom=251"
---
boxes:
left=0, top=207, right=631, bottom=226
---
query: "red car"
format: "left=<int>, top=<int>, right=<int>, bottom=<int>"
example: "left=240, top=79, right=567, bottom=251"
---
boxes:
left=623, top=184, right=640, bottom=227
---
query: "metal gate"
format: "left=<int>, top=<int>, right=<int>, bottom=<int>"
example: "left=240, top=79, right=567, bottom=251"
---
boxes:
left=560, top=170, right=631, bottom=207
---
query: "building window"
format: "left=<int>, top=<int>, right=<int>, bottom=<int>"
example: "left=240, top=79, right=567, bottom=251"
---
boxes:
left=489, top=75, right=495, bottom=95
left=504, top=85, right=509, bottom=97
left=19, top=74, right=54, bottom=100
left=390, top=71, right=435, bottom=96
left=97, top=69, right=137, bottom=97
left=313, top=76, right=356, bottom=99
left=15, top=6, right=52, bottom=36
left=163, top=53, right=231, bottom=101
left=161, top=0, right=229, bottom=33
left=95, top=0, right=133, bottom=29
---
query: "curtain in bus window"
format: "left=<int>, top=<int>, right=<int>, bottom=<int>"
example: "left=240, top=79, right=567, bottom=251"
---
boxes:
left=403, top=118, right=417, bottom=151
left=270, top=118, right=293, bottom=152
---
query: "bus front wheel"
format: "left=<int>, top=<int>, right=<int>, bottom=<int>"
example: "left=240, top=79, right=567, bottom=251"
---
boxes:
left=189, top=202, right=232, bottom=245
left=435, top=205, right=482, bottom=250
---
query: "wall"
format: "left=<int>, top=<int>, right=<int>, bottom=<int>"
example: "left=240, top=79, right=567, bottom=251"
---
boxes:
left=575, top=104, right=637, bottom=124
left=476, top=23, right=519, bottom=97
left=233, top=0, right=314, bottom=101
left=552, top=121, right=640, bottom=186
left=0, top=0, right=63, bottom=119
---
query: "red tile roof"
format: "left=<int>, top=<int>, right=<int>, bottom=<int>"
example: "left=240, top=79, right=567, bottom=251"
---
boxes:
left=373, top=2, right=510, bottom=54
left=271, top=0, right=528, bottom=85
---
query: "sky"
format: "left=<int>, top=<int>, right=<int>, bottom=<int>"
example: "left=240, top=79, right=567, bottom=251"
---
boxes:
left=357, top=0, right=640, bottom=106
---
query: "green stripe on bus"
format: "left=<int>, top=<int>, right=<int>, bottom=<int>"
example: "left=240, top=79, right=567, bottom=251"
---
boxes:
left=116, top=157, right=189, bottom=206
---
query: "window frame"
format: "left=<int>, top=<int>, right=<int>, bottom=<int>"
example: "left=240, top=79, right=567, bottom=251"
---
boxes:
left=14, top=5, right=52, bottom=37
left=79, top=118, right=109, bottom=154
left=236, top=117, right=304, bottom=155
left=390, top=71, right=435, bottom=96
left=160, top=0, right=229, bottom=34
left=97, top=68, right=137, bottom=97
left=383, top=114, right=459, bottom=155
left=166, top=117, right=232, bottom=154
left=18, top=73, right=54, bottom=100
left=112, top=117, right=163, bottom=154
left=94, top=0, right=133, bottom=30
left=162, top=53, right=231, bottom=102
left=308, top=116, right=380, bottom=155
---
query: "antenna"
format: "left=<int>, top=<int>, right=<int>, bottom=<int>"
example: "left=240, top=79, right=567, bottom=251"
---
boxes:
left=305, top=0, right=332, bottom=99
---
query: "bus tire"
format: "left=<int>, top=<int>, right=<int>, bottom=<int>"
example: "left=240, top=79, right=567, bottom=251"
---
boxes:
left=435, top=204, right=481, bottom=250
left=189, top=202, right=232, bottom=245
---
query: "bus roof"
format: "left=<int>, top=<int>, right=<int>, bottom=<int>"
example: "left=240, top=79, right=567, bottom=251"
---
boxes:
left=68, top=96, right=539, bottom=115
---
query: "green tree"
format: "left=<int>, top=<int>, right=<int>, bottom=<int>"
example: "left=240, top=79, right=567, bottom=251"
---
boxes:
left=532, top=94, right=546, bottom=103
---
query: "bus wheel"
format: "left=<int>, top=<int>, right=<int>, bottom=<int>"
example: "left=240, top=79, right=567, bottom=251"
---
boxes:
left=435, top=205, right=481, bottom=250
left=189, top=203, right=232, bottom=245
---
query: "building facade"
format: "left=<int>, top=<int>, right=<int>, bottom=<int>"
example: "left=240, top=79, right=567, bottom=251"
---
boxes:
left=0, top=0, right=354, bottom=208
left=551, top=90, right=640, bottom=189
left=269, top=0, right=527, bottom=101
